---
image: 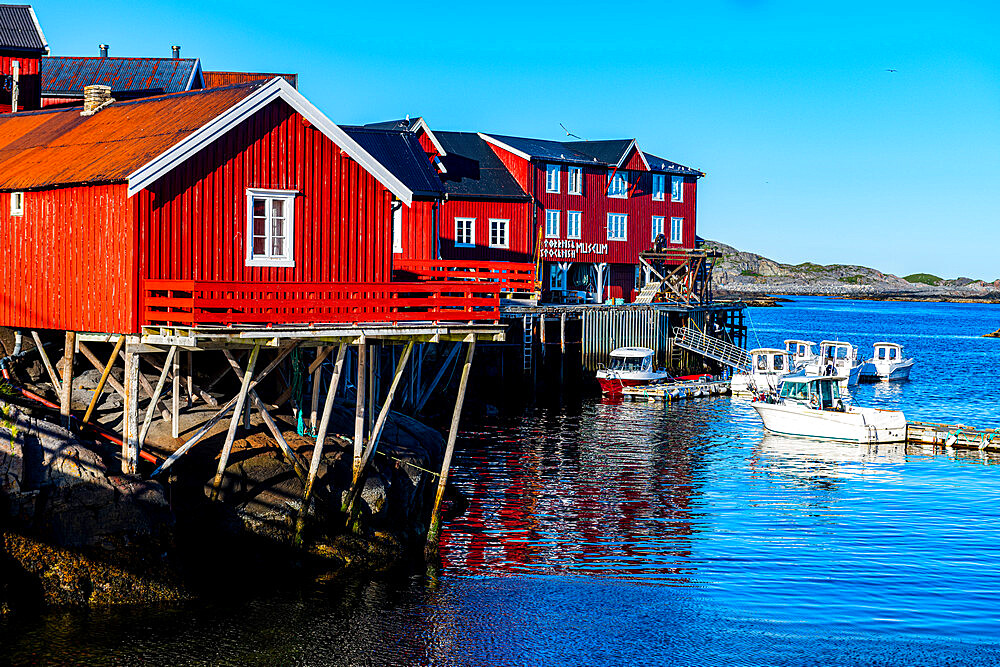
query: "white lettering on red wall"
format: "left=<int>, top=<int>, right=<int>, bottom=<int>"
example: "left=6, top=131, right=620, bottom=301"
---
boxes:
left=540, top=238, right=608, bottom=260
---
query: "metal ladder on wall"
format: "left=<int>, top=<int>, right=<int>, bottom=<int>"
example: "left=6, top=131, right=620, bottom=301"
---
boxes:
left=673, top=325, right=751, bottom=371
left=522, top=315, right=533, bottom=372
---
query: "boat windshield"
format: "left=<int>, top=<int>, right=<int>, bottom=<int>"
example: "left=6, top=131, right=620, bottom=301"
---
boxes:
left=780, top=380, right=841, bottom=409
left=773, top=354, right=785, bottom=371
left=780, top=382, right=808, bottom=400
left=609, top=356, right=651, bottom=372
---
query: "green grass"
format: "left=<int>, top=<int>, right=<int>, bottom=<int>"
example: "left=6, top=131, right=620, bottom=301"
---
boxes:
left=839, top=274, right=865, bottom=285
left=740, top=269, right=762, bottom=277
left=903, top=273, right=942, bottom=286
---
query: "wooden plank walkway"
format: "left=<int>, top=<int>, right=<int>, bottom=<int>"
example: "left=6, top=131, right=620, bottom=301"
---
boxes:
left=907, top=420, right=1000, bottom=450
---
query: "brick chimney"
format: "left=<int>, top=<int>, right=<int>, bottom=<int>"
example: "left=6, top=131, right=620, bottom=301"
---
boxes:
left=81, top=85, right=114, bottom=116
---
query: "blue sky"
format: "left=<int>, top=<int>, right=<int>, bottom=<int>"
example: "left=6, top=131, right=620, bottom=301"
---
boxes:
left=38, top=0, right=1000, bottom=278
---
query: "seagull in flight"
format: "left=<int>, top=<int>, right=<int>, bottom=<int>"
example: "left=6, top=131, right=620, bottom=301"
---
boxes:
left=559, top=123, right=583, bottom=140
left=885, top=68, right=898, bottom=72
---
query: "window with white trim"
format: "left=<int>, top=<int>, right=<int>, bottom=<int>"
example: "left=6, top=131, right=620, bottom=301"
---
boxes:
left=671, top=176, right=684, bottom=202
left=455, top=218, right=475, bottom=247
left=549, top=264, right=566, bottom=290
left=391, top=200, right=403, bottom=254
left=607, top=169, right=629, bottom=198
left=546, top=210, right=560, bottom=238
left=651, top=216, right=665, bottom=241
left=671, top=217, right=684, bottom=244
left=607, top=213, right=627, bottom=241
left=568, top=166, right=583, bottom=195
left=567, top=211, right=581, bottom=239
left=489, top=219, right=509, bottom=248
left=245, top=189, right=295, bottom=267
left=10, top=192, right=23, bottom=216
left=652, top=174, right=665, bottom=201
left=546, top=164, right=561, bottom=193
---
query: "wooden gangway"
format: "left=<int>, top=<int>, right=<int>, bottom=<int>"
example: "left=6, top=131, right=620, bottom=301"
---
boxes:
left=907, top=421, right=1000, bottom=450
left=673, top=325, right=751, bottom=371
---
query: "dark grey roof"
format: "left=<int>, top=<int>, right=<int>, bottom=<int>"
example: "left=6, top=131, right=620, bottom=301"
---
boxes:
left=0, top=5, right=46, bottom=53
left=365, top=118, right=418, bottom=132
left=435, top=131, right=530, bottom=200
left=484, top=133, right=598, bottom=165
left=41, top=57, right=202, bottom=97
left=643, top=151, right=704, bottom=176
left=340, top=126, right=442, bottom=198
left=564, top=139, right=636, bottom=166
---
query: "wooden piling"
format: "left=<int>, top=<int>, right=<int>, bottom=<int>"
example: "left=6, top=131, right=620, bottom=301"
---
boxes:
left=139, top=345, right=177, bottom=447
left=122, top=336, right=140, bottom=474
left=59, top=331, right=75, bottom=428
left=172, top=348, right=180, bottom=438
left=82, top=334, right=125, bottom=424
left=560, top=312, right=567, bottom=355
left=353, top=341, right=367, bottom=479
left=210, top=343, right=261, bottom=501
left=426, top=339, right=476, bottom=556
left=31, top=331, right=61, bottom=396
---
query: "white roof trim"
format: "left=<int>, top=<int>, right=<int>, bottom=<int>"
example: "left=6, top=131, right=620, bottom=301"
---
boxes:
left=126, top=77, right=414, bottom=205
left=617, top=139, right=650, bottom=171
left=27, top=6, right=48, bottom=54
left=478, top=133, right=532, bottom=161
left=185, top=58, right=203, bottom=91
left=411, top=117, right=446, bottom=156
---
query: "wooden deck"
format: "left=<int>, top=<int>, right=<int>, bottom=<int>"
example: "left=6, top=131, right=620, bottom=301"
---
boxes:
left=906, top=421, right=1000, bottom=450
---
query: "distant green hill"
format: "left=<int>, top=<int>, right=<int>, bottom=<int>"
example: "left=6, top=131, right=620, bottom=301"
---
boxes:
left=903, top=273, right=942, bottom=286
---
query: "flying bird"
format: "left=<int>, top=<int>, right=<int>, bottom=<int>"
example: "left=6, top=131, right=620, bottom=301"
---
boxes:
left=885, top=69, right=898, bottom=72
left=559, top=123, right=583, bottom=140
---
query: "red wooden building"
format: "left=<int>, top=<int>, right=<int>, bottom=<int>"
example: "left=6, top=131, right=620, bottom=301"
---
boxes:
left=0, top=4, right=47, bottom=113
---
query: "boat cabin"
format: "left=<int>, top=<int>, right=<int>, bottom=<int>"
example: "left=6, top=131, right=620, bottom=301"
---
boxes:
left=778, top=376, right=845, bottom=411
left=874, top=342, right=904, bottom=361
left=750, top=348, right=792, bottom=375
left=819, top=341, right=858, bottom=366
left=607, top=347, right=656, bottom=372
left=784, top=339, right=817, bottom=365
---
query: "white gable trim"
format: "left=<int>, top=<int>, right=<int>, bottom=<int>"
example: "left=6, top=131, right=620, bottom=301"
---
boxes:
left=478, top=133, right=533, bottom=161
left=617, top=139, right=650, bottom=171
left=126, top=77, right=414, bottom=204
left=411, top=117, right=447, bottom=156
left=185, top=59, right=204, bottom=91
left=28, top=6, right=48, bottom=54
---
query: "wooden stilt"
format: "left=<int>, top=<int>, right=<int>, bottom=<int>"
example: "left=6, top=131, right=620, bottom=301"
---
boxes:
left=210, top=343, right=261, bottom=501
left=59, top=331, right=75, bottom=428
left=353, top=341, right=367, bottom=479
left=78, top=342, right=127, bottom=398
left=31, top=331, right=61, bottom=396
left=186, top=351, right=194, bottom=408
left=139, top=345, right=177, bottom=447
left=310, top=346, right=325, bottom=432
left=426, top=339, right=476, bottom=555
left=122, top=336, right=140, bottom=474
left=294, top=343, right=347, bottom=545
left=145, top=354, right=218, bottom=407
left=540, top=314, right=546, bottom=360
left=367, top=343, right=375, bottom=434
left=415, top=342, right=461, bottom=413
left=560, top=313, right=567, bottom=355
left=82, top=334, right=125, bottom=424
left=172, top=349, right=180, bottom=438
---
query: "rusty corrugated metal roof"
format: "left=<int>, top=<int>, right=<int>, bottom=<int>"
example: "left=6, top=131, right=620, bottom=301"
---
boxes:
left=204, top=71, right=296, bottom=89
left=41, top=56, right=201, bottom=97
left=0, top=81, right=266, bottom=190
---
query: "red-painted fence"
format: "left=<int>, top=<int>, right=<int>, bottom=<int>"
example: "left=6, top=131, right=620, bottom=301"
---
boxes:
left=143, top=280, right=502, bottom=327
left=394, top=260, right=537, bottom=294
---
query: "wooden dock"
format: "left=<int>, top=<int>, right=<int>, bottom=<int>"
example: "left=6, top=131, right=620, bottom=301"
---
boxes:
left=906, top=421, right=1000, bottom=450
left=621, top=379, right=731, bottom=402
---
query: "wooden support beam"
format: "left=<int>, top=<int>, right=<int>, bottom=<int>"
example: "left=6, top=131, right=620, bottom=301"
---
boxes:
left=210, top=343, right=261, bottom=502
left=353, top=341, right=367, bottom=479
left=560, top=313, right=567, bottom=355
left=145, top=354, right=218, bottom=407
left=59, top=331, right=75, bottom=428
left=186, top=351, right=194, bottom=408
left=344, top=341, right=413, bottom=519
left=83, top=335, right=125, bottom=424
left=139, top=345, right=177, bottom=447
left=294, top=343, right=347, bottom=546
left=172, top=349, right=180, bottom=438
left=307, top=346, right=334, bottom=374
left=122, top=337, right=140, bottom=474
left=415, top=342, right=461, bottom=414
left=151, top=343, right=299, bottom=477
left=426, top=339, right=476, bottom=555
left=78, top=342, right=126, bottom=399
left=310, top=346, right=325, bottom=432
left=31, top=331, right=61, bottom=396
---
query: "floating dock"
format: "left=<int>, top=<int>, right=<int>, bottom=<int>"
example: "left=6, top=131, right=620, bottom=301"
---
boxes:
left=906, top=421, right=1000, bottom=450
left=621, top=379, right=731, bottom=402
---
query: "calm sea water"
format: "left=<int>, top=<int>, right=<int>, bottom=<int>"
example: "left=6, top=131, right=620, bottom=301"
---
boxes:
left=5, top=297, right=1000, bottom=666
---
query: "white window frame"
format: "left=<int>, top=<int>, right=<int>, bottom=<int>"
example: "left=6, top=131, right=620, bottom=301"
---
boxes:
left=566, top=211, right=582, bottom=240
left=455, top=218, right=475, bottom=247
left=10, top=192, right=23, bottom=216
left=568, top=166, right=583, bottom=195
left=245, top=188, right=296, bottom=267
left=489, top=218, right=509, bottom=249
left=651, top=215, right=665, bottom=242
left=546, top=210, right=561, bottom=239
left=652, top=174, right=665, bottom=201
left=607, top=213, right=627, bottom=241
left=607, top=169, right=629, bottom=198
left=549, top=264, right=566, bottom=290
left=671, top=217, right=684, bottom=244
left=546, top=164, right=561, bottom=193
left=391, top=199, right=403, bottom=254
left=671, top=176, right=684, bottom=202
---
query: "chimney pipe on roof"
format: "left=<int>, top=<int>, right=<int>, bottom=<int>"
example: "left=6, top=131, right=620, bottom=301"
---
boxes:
left=81, top=85, right=114, bottom=116
left=171, top=45, right=180, bottom=59
left=99, top=44, right=109, bottom=57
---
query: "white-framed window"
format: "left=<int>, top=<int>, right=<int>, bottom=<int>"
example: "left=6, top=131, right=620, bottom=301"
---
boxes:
left=546, top=210, right=560, bottom=238
left=566, top=211, right=582, bottom=239
left=245, top=188, right=296, bottom=267
left=652, top=174, right=665, bottom=201
left=568, top=166, right=583, bottom=195
left=651, top=216, right=665, bottom=241
left=455, top=218, right=475, bottom=247
left=671, top=217, right=684, bottom=244
left=607, top=213, right=627, bottom=241
left=546, top=164, right=561, bottom=193
left=10, top=192, right=23, bottom=216
left=489, top=218, right=509, bottom=248
left=607, top=169, right=629, bottom=198
left=391, top=199, right=403, bottom=254
left=549, top=264, right=566, bottom=290
left=671, top=176, right=684, bottom=202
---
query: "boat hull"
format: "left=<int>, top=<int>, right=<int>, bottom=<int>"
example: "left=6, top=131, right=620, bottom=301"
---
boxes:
left=598, top=377, right=662, bottom=395
left=859, top=359, right=914, bottom=382
left=751, top=402, right=907, bottom=443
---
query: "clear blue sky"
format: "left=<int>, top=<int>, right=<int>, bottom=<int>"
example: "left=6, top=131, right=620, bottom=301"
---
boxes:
left=37, top=0, right=1000, bottom=279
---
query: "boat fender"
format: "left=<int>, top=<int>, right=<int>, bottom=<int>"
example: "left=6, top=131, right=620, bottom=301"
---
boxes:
left=809, top=394, right=819, bottom=408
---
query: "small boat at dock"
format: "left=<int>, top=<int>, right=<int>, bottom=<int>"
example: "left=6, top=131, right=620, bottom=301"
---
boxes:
left=622, top=378, right=731, bottom=402
left=596, top=347, right=672, bottom=395
left=751, top=375, right=907, bottom=443
left=803, top=340, right=863, bottom=389
left=859, top=342, right=914, bottom=382
left=731, top=347, right=804, bottom=395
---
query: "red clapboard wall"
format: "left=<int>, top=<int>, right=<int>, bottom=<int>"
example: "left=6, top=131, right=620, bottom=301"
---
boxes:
left=438, top=198, right=534, bottom=264
left=0, top=56, right=41, bottom=112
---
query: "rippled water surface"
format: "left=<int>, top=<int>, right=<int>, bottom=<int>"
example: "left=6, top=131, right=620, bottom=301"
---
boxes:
left=5, top=297, right=1000, bottom=665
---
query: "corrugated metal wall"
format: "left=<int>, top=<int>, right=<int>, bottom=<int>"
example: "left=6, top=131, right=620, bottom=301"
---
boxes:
left=439, top=199, right=533, bottom=263
left=0, top=183, right=135, bottom=332
left=581, top=307, right=672, bottom=370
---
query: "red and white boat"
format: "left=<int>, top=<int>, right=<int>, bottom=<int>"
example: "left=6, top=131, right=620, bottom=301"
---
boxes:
left=596, top=347, right=672, bottom=395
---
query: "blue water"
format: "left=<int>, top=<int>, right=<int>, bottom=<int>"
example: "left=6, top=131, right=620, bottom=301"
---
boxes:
left=5, top=296, right=1000, bottom=665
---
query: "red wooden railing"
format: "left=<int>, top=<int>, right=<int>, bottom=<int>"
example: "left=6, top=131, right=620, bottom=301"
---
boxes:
left=393, top=260, right=537, bottom=295
left=142, top=280, right=502, bottom=327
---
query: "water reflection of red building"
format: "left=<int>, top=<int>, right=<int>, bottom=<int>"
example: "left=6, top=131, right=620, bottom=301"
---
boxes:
left=439, top=401, right=713, bottom=582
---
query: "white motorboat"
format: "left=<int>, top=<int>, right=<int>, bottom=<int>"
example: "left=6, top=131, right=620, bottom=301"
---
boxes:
left=804, top=340, right=863, bottom=389
left=784, top=339, right=819, bottom=368
left=751, top=375, right=907, bottom=443
left=859, top=342, right=914, bottom=382
left=731, top=347, right=804, bottom=395
left=596, top=347, right=672, bottom=395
